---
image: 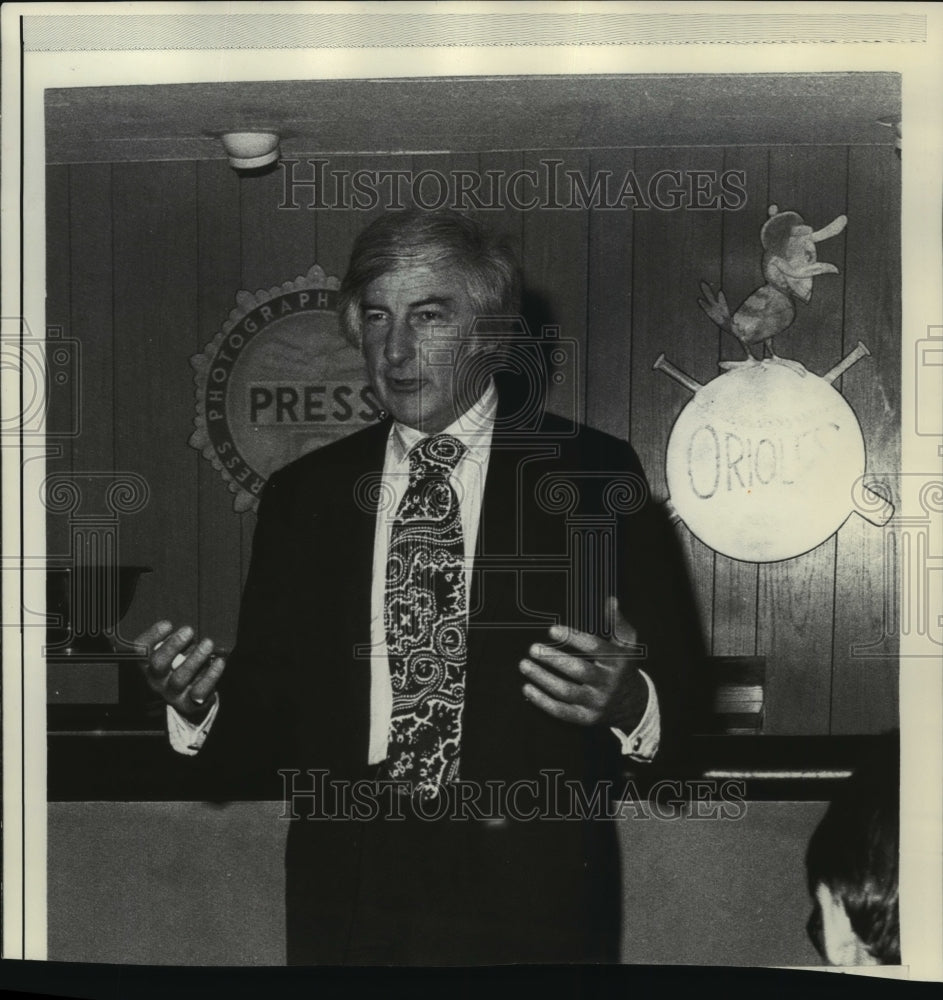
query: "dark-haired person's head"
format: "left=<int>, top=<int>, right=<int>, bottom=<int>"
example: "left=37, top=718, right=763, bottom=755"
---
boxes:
left=805, top=733, right=900, bottom=965
left=338, top=210, right=522, bottom=433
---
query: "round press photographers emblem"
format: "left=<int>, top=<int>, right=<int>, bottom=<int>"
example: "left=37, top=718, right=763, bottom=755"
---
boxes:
left=188, top=265, right=381, bottom=511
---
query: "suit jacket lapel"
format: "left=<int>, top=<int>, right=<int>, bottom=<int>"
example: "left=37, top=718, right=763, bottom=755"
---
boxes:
left=463, top=394, right=566, bottom=776
left=292, top=418, right=391, bottom=771
left=340, top=420, right=391, bottom=654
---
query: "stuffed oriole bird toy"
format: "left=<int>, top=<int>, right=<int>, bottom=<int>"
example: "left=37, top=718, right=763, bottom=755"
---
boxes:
left=698, top=205, right=847, bottom=372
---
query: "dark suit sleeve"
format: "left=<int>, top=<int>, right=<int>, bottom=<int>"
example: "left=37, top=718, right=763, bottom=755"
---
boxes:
left=189, top=467, right=297, bottom=799
left=614, top=442, right=708, bottom=772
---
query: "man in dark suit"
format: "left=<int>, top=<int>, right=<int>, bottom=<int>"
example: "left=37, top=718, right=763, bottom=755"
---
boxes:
left=136, top=209, right=703, bottom=965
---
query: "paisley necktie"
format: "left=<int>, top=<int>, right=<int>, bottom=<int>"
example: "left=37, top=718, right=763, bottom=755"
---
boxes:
left=382, top=433, right=468, bottom=798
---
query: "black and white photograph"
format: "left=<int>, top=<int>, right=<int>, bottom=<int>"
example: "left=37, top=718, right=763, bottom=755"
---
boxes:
left=2, top=2, right=941, bottom=990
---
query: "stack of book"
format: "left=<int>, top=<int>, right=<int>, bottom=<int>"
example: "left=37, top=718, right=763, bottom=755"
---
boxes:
left=709, top=656, right=765, bottom=734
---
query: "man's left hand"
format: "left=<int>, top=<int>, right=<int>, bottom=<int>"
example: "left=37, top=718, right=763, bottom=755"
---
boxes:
left=519, top=596, right=648, bottom=730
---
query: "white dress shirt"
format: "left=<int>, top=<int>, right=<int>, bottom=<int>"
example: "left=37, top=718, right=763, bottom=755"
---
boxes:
left=169, top=379, right=660, bottom=760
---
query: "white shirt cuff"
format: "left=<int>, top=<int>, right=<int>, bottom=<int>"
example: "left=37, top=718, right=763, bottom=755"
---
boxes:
left=166, top=696, right=219, bottom=756
left=610, top=670, right=660, bottom=761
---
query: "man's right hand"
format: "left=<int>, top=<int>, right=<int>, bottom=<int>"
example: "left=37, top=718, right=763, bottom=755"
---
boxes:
left=134, top=621, right=227, bottom=721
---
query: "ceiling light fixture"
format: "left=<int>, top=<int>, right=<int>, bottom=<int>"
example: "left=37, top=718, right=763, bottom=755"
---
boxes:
left=219, top=131, right=281, bottom=171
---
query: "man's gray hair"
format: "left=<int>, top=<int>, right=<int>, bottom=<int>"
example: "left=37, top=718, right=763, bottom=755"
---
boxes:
left=338, top=209, right=521, bottom=347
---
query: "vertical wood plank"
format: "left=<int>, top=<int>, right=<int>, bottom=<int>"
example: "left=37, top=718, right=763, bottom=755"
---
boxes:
left=585, top=148, right=634, bottom=441
left=630, top=148, right=726, bottom=649
left=711, top=560, right=759, bottom=657
left=311, top=153, right=374, bottom=281
left=756, top=146, right=848, bottom=733
left=113, top=162, right=200, bottom=643
left=416, top=152, right=481, bottom=216
left=196, top=160, right=244, bottom=647
left=840, top=148, right=900, bottom=480
left=711, top=148, right=768, bottom=656
left=831, top=517, right=899, bottom=732
left=238, top=164, right=319, bottom=292
left=476, top=151, right=524, bottom=264
left=68, top=164, right=115, bottom=476
left=629, top=148, right=726, bottom=498
left=45, top=166, right=73, bottom=563
left=313, top=151, right=416, bottom=272
left=766, top=147, right=848, bottom=378
left=476, top=150, right=527, bottom=414
left=521, top=150, right=589, bottom=425
left=830, top=145, right=901, bottom=733
left=756, top=540, right=836, bottom=734
left=443, top=150, right=502, bottom=230
left=66, top=164, right=124, bottom=646
left=237, top=163, right=318, bottom=582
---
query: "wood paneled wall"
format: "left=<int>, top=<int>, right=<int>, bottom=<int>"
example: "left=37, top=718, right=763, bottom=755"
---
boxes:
left=45, top=144, right=900, bottom=734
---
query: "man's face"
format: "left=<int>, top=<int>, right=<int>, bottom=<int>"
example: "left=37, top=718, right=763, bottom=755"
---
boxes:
left=360, top=263, right=491, bottom=433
